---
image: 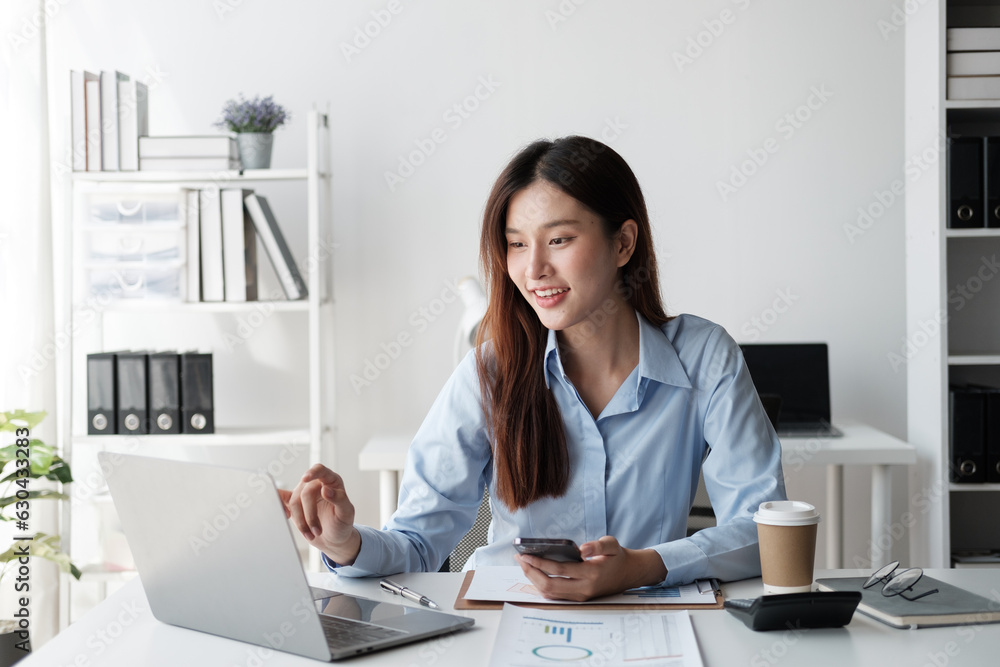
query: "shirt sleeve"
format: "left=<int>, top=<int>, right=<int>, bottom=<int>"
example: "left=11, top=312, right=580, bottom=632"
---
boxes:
left=652, top=326, right=787, bottom=585
left=331, top=350, right=492, bottom=577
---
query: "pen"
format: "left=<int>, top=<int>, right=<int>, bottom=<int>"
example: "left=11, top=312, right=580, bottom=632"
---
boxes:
left=697, top=578, right=721, bottom=595
left=379, top=578, right=440, bottom=609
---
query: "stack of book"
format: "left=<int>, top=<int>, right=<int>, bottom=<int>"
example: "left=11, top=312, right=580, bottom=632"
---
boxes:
left=947, top=28, right=1000, bottom=99
left=71, top=69, right=148, bottom=171
left=185, top=189, right=308, bottom=304
left=70, top=69, right=240, bottom=172
left=139, top=136, right=240, bottom=172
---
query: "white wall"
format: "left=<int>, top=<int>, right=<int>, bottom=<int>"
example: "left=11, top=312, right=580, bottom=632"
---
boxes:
left=44, top=0, right=907, bottom=569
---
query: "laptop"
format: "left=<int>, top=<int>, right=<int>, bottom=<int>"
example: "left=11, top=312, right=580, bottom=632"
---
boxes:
left=99, top=453, right=473, bottom=661
left=739, top=343, right=843, bottom=438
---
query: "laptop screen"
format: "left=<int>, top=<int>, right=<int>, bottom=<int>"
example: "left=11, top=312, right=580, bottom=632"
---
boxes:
left=739, top=343, right=832, bottom=426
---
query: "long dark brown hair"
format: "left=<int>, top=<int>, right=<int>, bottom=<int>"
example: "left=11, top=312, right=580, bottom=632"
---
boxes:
left=477, top=136, right=669, bottom=510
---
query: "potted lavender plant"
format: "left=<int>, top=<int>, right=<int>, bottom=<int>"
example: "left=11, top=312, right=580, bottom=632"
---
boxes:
left=215, top=94, right=290, bottom=170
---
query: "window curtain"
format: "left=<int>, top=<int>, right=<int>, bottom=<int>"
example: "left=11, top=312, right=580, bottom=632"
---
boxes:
left=1, top=0, right=60, bottom=649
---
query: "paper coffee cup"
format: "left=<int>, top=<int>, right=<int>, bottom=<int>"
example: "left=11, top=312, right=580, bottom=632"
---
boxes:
left=754, top=500, right=820, bottom=594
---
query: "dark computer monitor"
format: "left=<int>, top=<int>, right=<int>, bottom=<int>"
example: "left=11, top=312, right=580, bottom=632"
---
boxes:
left=739, top=343, right=840, bottom=437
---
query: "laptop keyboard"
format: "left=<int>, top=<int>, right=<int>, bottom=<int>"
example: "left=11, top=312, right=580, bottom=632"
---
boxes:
left=319, top=615, right=407, bottom=649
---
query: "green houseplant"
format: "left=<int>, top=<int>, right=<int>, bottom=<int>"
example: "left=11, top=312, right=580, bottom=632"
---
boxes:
left=0, top=410, right=80, bottom=662
left=215, top=94, right=290, bottom=170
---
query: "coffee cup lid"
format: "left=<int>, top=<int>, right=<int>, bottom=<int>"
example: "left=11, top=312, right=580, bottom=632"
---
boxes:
left=753, top=500, right=820, bottom=526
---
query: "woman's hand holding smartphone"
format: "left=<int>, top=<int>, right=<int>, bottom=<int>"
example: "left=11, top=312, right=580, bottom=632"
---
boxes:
left=512, top=537, right=583, bottom=562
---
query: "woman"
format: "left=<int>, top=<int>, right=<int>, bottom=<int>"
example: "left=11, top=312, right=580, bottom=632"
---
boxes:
left=283, top=136, right=786, bottom=601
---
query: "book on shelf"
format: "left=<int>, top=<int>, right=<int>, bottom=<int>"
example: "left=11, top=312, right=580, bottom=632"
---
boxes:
left=85, top=77, right=102, bottom=171
left=117, top=79, right=149, bottom=172
left=148, top=352, right=181, bottom=435
left=70, top=70, right=98, bottom=171
left=86, top=352, right=116, bottom=435
left=139, top=156, right=241, bottom=172
left=100, top=70, right=129, bottom=171
left=138, top=135, right=238, bottom=159
left=220, top=188, right=258, bottom=303
left=948, top=52, right=1000, bottom=77
left=950, top=384, right=988, bottom=483
left=243, top=193, right=308, bottom=301
left=179, top=352, right=214, bottom=434
left=947, top=76, right=1000, bottom=101
left=816, top=576, right=1000, bottom=629
left=199, top=190, right=225, bottom=302
left=947, top=27, right=1000, bottom=52
left=182, top=189, right=201, bottom=303
left=115, top=350, right=148, bottom=434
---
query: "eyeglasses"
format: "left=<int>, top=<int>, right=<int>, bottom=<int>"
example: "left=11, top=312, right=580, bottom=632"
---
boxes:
left=863, top=561, right=939, bottom=601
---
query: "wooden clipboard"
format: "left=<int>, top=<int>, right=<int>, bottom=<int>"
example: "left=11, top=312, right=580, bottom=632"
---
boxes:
left=454, top=570, right=725, bottom=611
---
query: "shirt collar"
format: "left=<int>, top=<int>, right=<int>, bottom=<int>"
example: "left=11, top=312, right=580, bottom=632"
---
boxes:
left=542, top=312, right=693, bottom=390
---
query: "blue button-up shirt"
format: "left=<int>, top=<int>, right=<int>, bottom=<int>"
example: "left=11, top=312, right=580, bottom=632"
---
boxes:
left=334, top=313, right=786, bottom=585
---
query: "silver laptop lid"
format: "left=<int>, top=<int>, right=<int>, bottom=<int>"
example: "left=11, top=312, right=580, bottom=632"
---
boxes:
left=100, top=452, right=334, bottom=660
left=100, top=453, right=473, bottom=661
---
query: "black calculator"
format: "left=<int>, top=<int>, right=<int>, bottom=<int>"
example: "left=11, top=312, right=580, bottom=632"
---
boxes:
left=724, top=591, right=861, bottom=631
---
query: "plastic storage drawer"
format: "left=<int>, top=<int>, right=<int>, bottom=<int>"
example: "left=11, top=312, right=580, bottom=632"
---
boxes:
left=81, top=225, right=185, bottom=263
left=84, top=264, right=184, bottom=300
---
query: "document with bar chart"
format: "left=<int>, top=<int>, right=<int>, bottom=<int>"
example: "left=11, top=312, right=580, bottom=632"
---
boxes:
left=488, top=603, right=704, bottom=667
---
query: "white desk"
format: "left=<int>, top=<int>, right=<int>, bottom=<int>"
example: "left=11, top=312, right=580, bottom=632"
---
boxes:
left=360, top=421, right=916, bottom=569
left=23, top=569, right=1000, bottom=666
left=779, top=421, right=917, bottom=569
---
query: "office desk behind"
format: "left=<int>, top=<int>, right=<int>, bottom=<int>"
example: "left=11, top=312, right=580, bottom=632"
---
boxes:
left=24, top=569, right=1000, bottom=666
left=361, top=421, right=917, bottom=568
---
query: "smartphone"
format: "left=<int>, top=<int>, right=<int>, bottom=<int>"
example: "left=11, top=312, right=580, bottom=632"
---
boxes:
left=513, top=538, right=583, bottom=562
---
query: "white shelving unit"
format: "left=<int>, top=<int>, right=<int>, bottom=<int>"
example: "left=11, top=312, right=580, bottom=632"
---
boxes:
left=906, top=2, right=1000, bottom=568
left=53, top=110, right=334, bottom=627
